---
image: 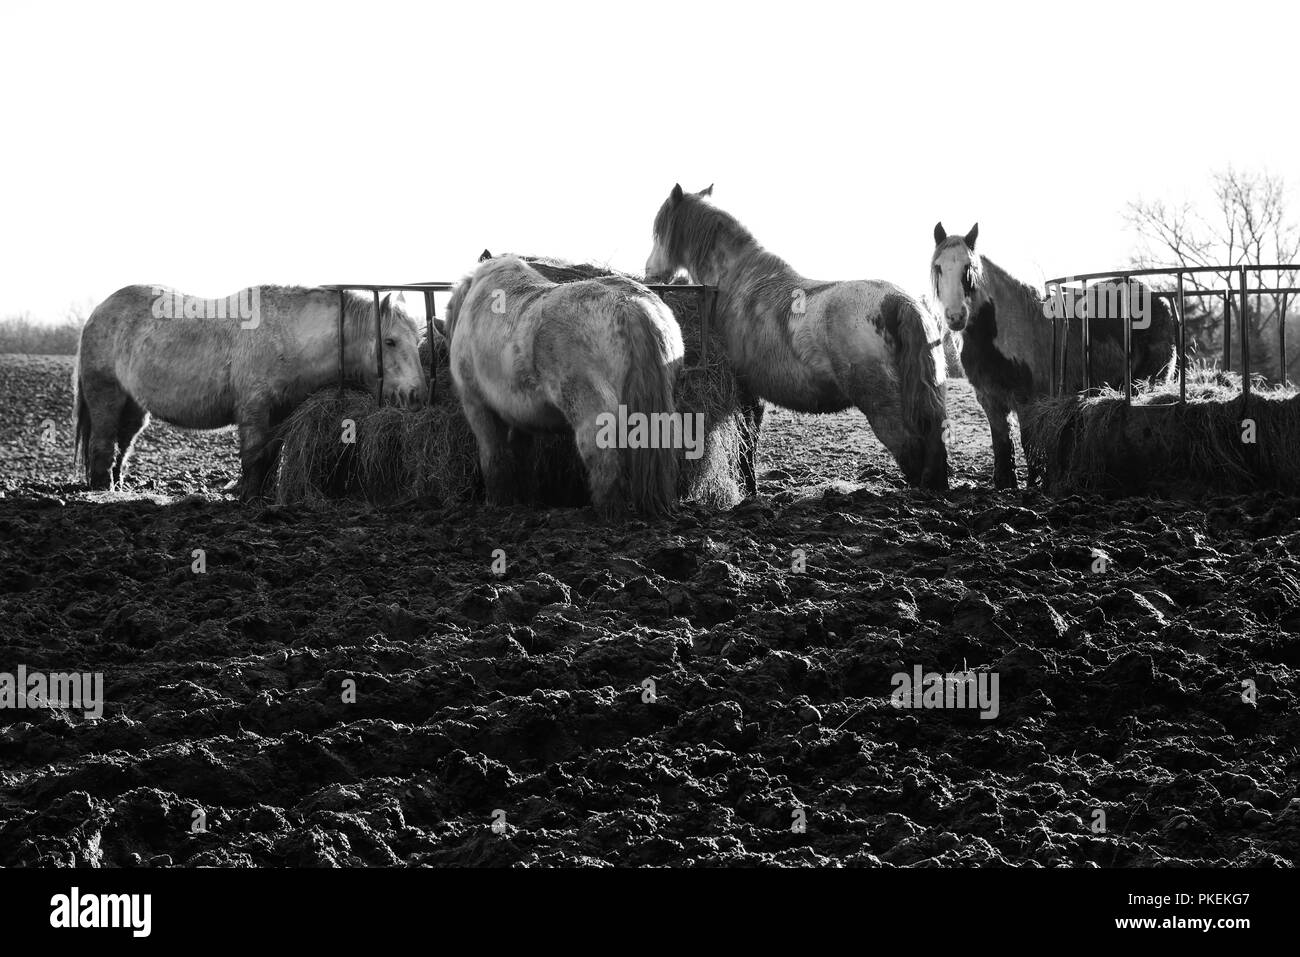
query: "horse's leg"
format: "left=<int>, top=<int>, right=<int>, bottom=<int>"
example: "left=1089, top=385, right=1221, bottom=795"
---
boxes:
left=460, top=395, right=514, bottom=505
left=857, top=403, right=921, bottom=485
left=259, top=402, right=289, bottom=494
left=568, top=385, right=625, bottom=520
left=739, top=390, right=765, bottom=496
left=235, top=402, right=275, bottom=501
left=81, top=375, right=127, bottom=491
left=508, top=428, right=536, bottom=504
left=1015, top=406, right=1040, bottom=488
left=975, top=389, right=1017, bottom=490
left=838, top=361, right=925, bottom=487
left=113, top=398, right=149, bottom=489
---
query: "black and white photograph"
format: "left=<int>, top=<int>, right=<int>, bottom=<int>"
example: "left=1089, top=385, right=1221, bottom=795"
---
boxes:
left=0, top=0, right=1292, bottom=941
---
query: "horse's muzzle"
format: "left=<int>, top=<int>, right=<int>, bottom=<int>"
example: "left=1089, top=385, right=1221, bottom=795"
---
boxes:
left=945, top=312, right=968, bottom=333
left=386, top=386, right=424, bottom=409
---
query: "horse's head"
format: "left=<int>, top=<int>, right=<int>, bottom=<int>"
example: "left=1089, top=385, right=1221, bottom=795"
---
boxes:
left=645, top=183, right=713, bottom=283
left=930, top=222, right=982, bottom=333
left=369, top=293, right=426, bottom=407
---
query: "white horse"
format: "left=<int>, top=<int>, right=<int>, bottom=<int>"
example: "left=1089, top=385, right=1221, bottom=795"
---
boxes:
left=439, top=252, right=683, bottom=518
left=74, top=285, right=425, bottom=498
left=645, top=184, right=949, bottom=491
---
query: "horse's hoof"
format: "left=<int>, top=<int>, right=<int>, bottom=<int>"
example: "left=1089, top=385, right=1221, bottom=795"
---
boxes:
left=236, top=481, right=265, bottom=503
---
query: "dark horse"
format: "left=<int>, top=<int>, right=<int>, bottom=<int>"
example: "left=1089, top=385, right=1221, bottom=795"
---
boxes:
left=931, top=223, right=1175, bottom=489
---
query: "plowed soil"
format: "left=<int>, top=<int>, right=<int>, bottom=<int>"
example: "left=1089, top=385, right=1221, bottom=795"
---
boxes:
left=1, top=354, right=1297, bottom=867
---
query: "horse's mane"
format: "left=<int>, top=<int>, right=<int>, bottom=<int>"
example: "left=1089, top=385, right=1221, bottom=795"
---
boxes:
left=657, top=194, right=759, bottom=265
left=661, top=194, right=808, bottom=307
left=442, top=269, right=476, bottom=343
left=977, top=255, right=1045, bottom=317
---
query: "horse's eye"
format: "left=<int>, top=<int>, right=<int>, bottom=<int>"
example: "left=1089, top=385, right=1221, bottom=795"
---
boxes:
left=933, top=264, right=941, bottom=275
left=384, top=338, right=397, bottom=348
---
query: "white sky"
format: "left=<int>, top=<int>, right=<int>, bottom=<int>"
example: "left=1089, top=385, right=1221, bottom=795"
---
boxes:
left=1, top=0, right=1297, bottom=323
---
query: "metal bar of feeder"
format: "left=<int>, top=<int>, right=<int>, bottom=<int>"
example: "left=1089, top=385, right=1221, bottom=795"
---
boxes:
left=1240, top=264, right=1250, bottom=404
left=1254, top=284, right=1262, bottom=381
left=1049, top=281, right=1058, bottom=397
left=337, top=289, right=346, bottom=395
left=702, top=287, right=716, bottom=370
left=1152, top=286, right=1300, bottom=297
left=1063, top=295, right=1071, bottom=397
left=1057, top=282, right=1069, bottom=397
left=1177, top=272, right=1186, bottom=406
left=1047, top=263, right=1300, bottom=284
left=372, top=289, right=384, bottom=406
left=330, top=283, right=456, bottom=292
left=1223, top=288, right=1232, bottom=372
left=1080, top=279, right=1090, bottom=392
left=643, top=282, right=715, bottom=371
left=423, top=289, right=436, bottom=404
left=1281, top=292, right=1289, bottom=386
left=1123, top=276, right=1132, bottom=406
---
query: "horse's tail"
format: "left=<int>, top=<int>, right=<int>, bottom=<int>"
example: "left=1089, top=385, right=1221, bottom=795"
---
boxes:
left=884, top=292, right=949, bottom=490
left=71, top=342, right=90, bottom=482
left=618, top=300, right=680, bottom=517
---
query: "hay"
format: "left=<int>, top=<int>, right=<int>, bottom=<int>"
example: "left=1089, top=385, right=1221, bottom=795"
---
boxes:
left=274, top=374, right=480, bottom=507
left=273, top=261, right=750, bottom=507
left=1019, top=365, right=1300, bottom=496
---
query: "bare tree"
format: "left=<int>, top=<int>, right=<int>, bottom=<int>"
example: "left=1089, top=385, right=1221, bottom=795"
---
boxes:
left=1126, top=167, right=1300, bottom=382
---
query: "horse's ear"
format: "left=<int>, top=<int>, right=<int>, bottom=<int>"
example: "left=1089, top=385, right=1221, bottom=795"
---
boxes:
left=380, top=292, right=392, bottom=315
left=670, top=183, right=684, bottom=205
left=698, top=183, right=714, bottom=197
left=479, top=248, right=493, bottom=262
left=933, top=222, right=947, bottom=246
left=964, top=223, right=979, bottom=250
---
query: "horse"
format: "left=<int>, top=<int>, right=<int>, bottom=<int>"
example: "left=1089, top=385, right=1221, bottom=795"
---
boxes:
left=644, top=184, right=949, bottom=492
left=73, top=284, right=425, bottom=498
left=930, top=222, right=1176, bottom=489
left=437, top=251, right=683, bottom=518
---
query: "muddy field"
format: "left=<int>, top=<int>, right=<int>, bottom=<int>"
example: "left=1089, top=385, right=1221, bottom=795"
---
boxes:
left=1, top=353, right=1297, bottom=867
